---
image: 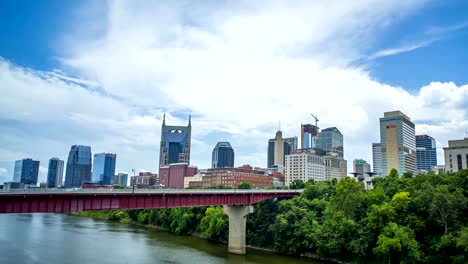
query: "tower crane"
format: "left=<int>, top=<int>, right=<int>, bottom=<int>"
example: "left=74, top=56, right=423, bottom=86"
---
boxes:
left=310, top=114, right=319, bottom=127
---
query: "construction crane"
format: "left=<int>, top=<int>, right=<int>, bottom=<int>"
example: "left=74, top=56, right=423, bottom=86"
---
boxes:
left=310, top=113, right=319, bottom=127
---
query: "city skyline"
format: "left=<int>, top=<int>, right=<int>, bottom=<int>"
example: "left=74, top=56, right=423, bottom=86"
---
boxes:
left=1, top=1, right=468, bottom=184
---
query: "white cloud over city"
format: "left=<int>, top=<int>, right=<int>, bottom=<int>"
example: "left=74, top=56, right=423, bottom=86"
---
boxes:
left=1, top=0, right=467, bottom=183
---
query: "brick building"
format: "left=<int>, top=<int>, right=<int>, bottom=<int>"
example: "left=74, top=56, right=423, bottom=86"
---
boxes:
left=159, top=163, right=198, bottom=189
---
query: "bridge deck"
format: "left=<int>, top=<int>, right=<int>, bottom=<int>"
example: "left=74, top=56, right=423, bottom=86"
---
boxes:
left=0, top=189, right=301, bottom=214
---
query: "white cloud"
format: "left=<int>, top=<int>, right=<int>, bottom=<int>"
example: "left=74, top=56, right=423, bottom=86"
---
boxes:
left=1, top=0, right=466, bottom=176
left=368, top=40, right=434, bottom=59
left=0, top=168, right=7, bottom=176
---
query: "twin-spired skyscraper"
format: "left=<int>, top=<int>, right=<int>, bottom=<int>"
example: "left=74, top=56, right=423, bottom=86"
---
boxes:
left=159, top=114, right=192, bottom=167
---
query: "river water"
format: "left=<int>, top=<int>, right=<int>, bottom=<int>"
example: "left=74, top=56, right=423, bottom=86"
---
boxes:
left=0, top=214, right=322, bottom=264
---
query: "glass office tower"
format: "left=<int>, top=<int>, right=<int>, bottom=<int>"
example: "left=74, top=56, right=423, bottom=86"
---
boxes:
left=64, top=145, right=92, bottom=188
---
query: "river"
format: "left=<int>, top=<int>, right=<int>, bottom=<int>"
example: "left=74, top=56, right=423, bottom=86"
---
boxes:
left=0, top=214, right=323, bottom=264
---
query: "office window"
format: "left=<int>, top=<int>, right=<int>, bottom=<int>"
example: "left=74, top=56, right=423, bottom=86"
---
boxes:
left=457, top=155, right=462, bottom=171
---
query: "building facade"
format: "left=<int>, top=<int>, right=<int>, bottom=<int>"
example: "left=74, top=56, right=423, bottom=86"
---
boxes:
left=444, top=138, right=468, bottom=173
left=212, top=142, right=235, bottom=168
left=191, top=166, right=273, bottom=189
left=285, top=151, right=325, bottom=185
left=92, top=153, right=116, bottom=185
left=379, top=111, right=417, bottom=175
left=316, top=127, right=344, bottom=158
left=114, top=172, right=128, bottom=187
left=159, top=115, right=191, bottom=167
left=267, top=130, right=297, bottom=168
left=64, top=145, right=92, bottom=188
left=353, top=159, right=371, bottom=177
left=301, top=124, right=319, bottom=149
left=13, top=158, right=40, bottom=185
left=47, top=158, right=64, bottom=188
left=372, top=143, right=382, bottom=176
left=159, top=163, right=198, bottom=189
left=131, top=172, right=158, bottom=188
left=416, top=135, right=437, bottom=172
left=324, top=155, right=347, bottom=181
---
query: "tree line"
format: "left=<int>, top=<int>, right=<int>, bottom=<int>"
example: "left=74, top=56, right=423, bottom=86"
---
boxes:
left=80, top=169, right=468, bottom=263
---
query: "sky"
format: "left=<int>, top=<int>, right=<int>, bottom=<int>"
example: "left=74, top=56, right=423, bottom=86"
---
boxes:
left=1, top=0, right=468, bottom=184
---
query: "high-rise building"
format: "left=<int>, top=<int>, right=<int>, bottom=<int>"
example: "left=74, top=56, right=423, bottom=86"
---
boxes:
left=353, top=159, right=371, bottom=177
left=114, top=172, right=128, bottom=187
left=324, top=155, right=347, bottom=181
left=285, top=150, right=325, bottom=185
left=159, top=114, right=191, bottom=167
left=416, top=135, right=437, bottom=172
left=92, top=153, right=116, bottom=185
left=159, top=163, right=198, bottom=189
left=47, top=158, right=64, bottom=188
left=372, top=143, right=382, bottom=176
left=267, top=131, right=297, bottom=168
left=64, top=145, right=92, bottom=188
left=212, top=142, right=234, bottom=168
left=444, top=138, right=468, bottom=173
left=301, top=124, right=319, bottom=148
left=316, top=127, right=344, bottom=158
left=379, top=111, right=417, bottom=175
left=13, top=158, right=40, bottom=185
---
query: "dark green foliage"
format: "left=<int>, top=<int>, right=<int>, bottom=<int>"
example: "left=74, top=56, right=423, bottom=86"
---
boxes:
left=79, top=169, right=468, bottom=263
left=238, top=182, right=251, bottom=189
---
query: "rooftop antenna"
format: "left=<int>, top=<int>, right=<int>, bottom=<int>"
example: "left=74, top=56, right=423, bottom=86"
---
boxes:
left=279, top=120, right=281, bottom=131
left=310, top=113, right=319, bottom=127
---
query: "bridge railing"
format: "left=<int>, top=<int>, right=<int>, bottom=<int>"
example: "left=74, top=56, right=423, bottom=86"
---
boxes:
left=0, top=188, right=302, bottom=195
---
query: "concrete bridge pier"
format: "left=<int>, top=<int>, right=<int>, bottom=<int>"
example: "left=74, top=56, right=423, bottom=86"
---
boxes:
left=223, top=205, right=254, bottom=255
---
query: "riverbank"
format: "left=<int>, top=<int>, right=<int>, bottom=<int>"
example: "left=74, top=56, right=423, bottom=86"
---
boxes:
left=73, top=210, right=347, bottom=264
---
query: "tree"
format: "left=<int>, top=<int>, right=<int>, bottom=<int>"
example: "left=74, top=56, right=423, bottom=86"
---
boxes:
left=330, top=177, right=365, bottom=219
left=373, top=222, right=421, bottom=264
left=238, top=182, right=251, bottom=189
left=429, top=185, right=466, bottom=234
left=199, top=206, right=228, bottom=241
left=289, top=179, right=306, bottom=189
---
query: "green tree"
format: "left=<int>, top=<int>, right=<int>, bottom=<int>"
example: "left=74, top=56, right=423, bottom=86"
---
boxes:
left=330, top=177, right=365, bottom=219
left=289, top=179, right=306, bottom=189
left=238, top=182, right=251, bottom=189
left=199, top=206, right=228, bottom=241
left=373, top=222, right=421, bottom=264
left=429, top=185, right=466, bottom=234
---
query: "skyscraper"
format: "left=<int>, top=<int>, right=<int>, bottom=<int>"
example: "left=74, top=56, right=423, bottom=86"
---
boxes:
left=372, top=143, right=382, bottom=176
left=47, top=158, right=64, bottom=188
left=92, top=153, right=116, bottom=185
left=212, top=142, right=235, bottom=168
left=159, top=114, right=191, bottom=167
left=13, top=158, right=40, bottom=185
left=416, top=135, right=437, bottom=172
left=301, top=124, right=319, bottom=148
left=114, top=172, right=128, bottom=187
left=353, top=159, right=371, bottom=177
left=444, top=137, right=468, bottom=173
left=267, top=130, right=297, bottom=168
left=379, top=111, right=417, bottom=175
left=316, top=127, right=344, bottom=158
left=64, top=145, right=92, bottom=188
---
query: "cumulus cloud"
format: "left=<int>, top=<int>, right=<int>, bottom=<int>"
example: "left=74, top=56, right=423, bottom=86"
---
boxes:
left=1, top=0, right=466, bottom=177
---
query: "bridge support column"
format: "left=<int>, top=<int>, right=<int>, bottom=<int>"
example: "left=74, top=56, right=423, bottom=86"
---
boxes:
left=223, top=205, right=254, bottom=255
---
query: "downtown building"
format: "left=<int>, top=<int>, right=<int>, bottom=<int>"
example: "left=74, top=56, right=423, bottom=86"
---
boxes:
left=316, top=127, right=344, bottom=159
left=159, top=163, right=198, bottom=189
left=92, top=153, right=116, bottom=185
left=267, top=130, right=298, bottom=170
left=372, top=143, right=383, bottom=176
left=159, top=115, right=191, bottom=167
left=47, top=158, right=64, bottom=188
left=379, top=111, right=417, bottom=175
left=188, top=165, right=273, bottom=189
left=64, top=145, right=92, bottom=188
left=131, top=172, right=158, bottom=188
left=284, top=149, right=326, bottom=185
left=444, top=137, right=468, bottom=173
left=416, top=135, right=437, bottom=172
left=114, top=172, right=128, bottom=187
left=301, top=124, right=319, bottom=149
left=212, top=142, right=235, bottom=168
left=13, top=158, right=40, bottom=185
left=353, top=159, right=371, bottom=177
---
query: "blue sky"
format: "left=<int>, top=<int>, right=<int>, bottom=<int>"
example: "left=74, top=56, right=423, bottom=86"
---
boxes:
left=1, top=0, right=468, bottom=184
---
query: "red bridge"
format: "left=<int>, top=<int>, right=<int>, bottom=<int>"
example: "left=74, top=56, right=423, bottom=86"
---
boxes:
left=0, top=189, right=300, bottom=214
left=0, top=188, right=300, bottom=255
